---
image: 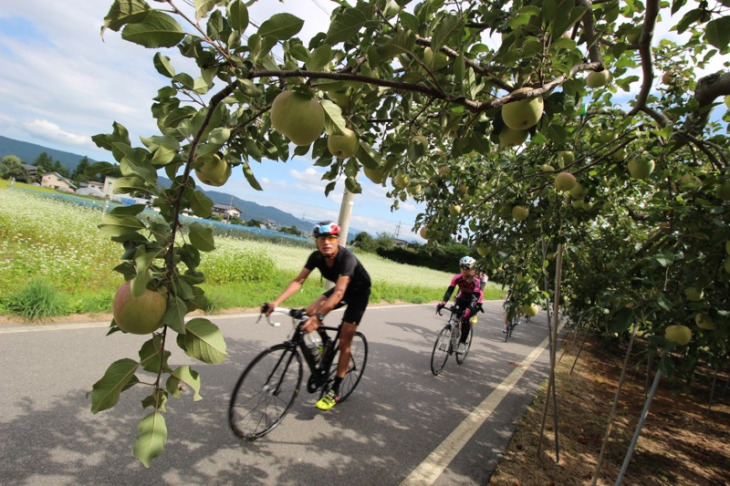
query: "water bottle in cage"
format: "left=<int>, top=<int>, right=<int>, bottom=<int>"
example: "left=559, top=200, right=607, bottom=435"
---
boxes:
left=304, top=331, right=323, bottom=364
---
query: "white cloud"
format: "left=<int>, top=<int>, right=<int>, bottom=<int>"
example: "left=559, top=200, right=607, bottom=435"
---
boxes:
left=23, top=119, right=89, bottom=147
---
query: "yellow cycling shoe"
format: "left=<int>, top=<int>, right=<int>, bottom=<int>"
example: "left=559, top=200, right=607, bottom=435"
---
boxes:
left=315, top=389, right=339, bottom=411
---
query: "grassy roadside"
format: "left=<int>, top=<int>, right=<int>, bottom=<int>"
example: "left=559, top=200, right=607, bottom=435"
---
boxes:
left=0, top=183, right=508, bottom=322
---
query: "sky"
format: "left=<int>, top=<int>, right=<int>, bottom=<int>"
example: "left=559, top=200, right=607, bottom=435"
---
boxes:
left=0, top=2, right=726, bottom=242
left=0, top=0, right=425, bottom=241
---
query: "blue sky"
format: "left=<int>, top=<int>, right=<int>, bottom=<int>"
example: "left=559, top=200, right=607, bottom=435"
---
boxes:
left=0, top=1, right=425, bottom=240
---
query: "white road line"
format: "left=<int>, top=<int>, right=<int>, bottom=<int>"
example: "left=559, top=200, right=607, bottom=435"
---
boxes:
left=400, top=333, right=552, bottom=486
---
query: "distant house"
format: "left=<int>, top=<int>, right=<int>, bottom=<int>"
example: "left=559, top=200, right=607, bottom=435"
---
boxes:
left=393, top=238, right=409, bottom=248
left=212, top=203, right=241, bottom=220
left=79, top=180, right=104, bottom=191
left=41, top=172, right=76, bottom=193
left=22, top=164, right=38, bottom=181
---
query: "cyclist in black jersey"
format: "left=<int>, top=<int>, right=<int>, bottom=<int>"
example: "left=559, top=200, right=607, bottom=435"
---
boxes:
left=263, top=221, right=371, bottom=411
left=436, top=256, right=483, bottom=353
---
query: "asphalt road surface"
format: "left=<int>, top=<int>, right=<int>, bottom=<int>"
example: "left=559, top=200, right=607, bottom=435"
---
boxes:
left=0, top=301, right=557, bottom=486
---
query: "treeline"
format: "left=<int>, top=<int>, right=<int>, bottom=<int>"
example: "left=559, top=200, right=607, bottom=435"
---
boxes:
left=351, top=231, right=477, bottom=272
left=0, top=152, right=119, bottom=185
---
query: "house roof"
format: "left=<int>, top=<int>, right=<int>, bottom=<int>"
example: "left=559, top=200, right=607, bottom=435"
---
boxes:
left=213, top=203, right=240, bottom=211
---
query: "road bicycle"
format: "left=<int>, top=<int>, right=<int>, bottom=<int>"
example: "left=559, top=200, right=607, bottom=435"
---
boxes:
left=228, top=306, right=368, bottom=440
left=504, top=313, right=521, bottom=342
left=430, top=304, right=473, bottom=375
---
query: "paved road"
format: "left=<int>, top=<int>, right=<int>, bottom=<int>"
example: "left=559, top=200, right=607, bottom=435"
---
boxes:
left=0, top=302, right=556, bottom=486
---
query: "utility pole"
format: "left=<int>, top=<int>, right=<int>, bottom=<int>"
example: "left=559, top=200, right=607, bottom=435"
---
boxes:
left=337, top=187, right=355, bottom=246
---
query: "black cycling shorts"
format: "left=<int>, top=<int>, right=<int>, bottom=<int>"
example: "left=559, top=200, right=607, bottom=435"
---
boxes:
left=322, top=287, right=370, bottom=326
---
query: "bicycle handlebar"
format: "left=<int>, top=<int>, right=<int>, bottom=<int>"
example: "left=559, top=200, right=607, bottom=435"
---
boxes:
left=258, top=303, right=310, bottom=327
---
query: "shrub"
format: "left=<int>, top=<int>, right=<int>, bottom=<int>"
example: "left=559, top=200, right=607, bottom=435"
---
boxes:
left=3, top=279, right=68, bottom=321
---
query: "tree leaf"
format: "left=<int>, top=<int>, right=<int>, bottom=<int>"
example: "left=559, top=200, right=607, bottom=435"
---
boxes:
left=167, top=365, right=203, bottom=401
left=153, top=53, right=175, bottom=78
left=327, top=6, right=370, bottom=45
left=90, top=358, right=140, bottom=413
left=162, top=295, right=187, bottom=334
left=189, top=190, right=214, bottom=218
left=98, top=214, right=145, bottom=238
left=103, top=0, right=151, bottom=32
left=241, top=160, right=263, bottom=190
left=133, top=412, right=167, bottom=468
left=121, top=11, right=185, bottom=48
left=179, top=318, right=228, bottom=364
left=258, top=13, right=303, bottom=41
left=228, top=0, right=249, bottom=31
left=430, top=14, right=462, bottom=53
left=188, top=222, right=215, bottom=252
left=705, top=17, right=730, bottom=51
left=194, top=0, right=218, bottom=21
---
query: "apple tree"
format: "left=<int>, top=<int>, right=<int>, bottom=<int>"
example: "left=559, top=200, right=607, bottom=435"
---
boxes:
left=90, top=0, right=729, bottom=466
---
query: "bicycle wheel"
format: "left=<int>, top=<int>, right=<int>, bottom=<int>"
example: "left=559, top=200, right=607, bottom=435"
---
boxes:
left=455, top=324, right=473, bottom=364
left=505, top=316, right=518, bottom=342
left=321, top=331, right=368, bottom=403
left=430, top=325, right=451, bottom=375
left=228, top=344, right=302, bottom=440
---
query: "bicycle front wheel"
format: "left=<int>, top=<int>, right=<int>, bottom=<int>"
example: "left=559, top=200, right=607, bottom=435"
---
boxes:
left=228, top=344, right=302, bottom=440
left=455, top=325, right=473, bottom=365
left=322, top=331, right=368, bottom=403
left=430, top=325, right=451, bottom=375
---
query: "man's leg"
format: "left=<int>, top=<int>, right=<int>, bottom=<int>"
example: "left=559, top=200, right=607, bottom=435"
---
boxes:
left=335, top=322, right=358, bottom=379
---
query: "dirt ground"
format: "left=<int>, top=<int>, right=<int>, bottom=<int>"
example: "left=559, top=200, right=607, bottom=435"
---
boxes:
left=487, top=332, right=730, bottom=485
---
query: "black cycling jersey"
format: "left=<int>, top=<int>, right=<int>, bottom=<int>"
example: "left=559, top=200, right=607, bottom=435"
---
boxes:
left=305, top=246, right=372, bottom=296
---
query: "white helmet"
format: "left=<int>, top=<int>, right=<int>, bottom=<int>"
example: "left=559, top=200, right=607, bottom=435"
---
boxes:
left=459, top=256, right=476, bottom=268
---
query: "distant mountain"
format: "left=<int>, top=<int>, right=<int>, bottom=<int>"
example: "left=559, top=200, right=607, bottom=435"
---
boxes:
left=0, top=135, right=98, bottom=172
left=0, top=135, right=365, bottom=240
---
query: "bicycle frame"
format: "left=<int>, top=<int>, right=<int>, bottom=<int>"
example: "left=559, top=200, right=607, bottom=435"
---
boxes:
left=261, top=307, right=341, bottom=392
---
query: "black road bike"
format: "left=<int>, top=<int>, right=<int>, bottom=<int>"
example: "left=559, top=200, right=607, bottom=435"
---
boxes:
left=228, top=306, right=368, bottom=440
left=504, top=312, right=521, bottom=342
left=430, top=305, right=473, bottom=375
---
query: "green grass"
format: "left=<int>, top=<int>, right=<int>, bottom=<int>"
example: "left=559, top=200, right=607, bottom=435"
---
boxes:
left=0, top=184, right=505, bottom=321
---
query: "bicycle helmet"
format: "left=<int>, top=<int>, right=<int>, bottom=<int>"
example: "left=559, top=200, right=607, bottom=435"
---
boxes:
left=459, top=256, right=476, bottom=268
left=313, top=221, right=341, bottom=238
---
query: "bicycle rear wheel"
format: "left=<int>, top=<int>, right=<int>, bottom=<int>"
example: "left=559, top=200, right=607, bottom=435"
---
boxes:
left=228, top=344, right=302, bottom=440
left=455, top=325, right=473, bottom=365
left=322, top=331, right=368, bottom=403
left=505, top=317, right=518, bottom=342
left=430, top=325, right=451, bottom=375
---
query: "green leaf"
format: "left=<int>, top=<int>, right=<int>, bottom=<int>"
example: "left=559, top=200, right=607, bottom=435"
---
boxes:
left=133, top=412, right=167, bottom=468
left=194, top=0, right=218, bottom=21
left=608, top=308, right=634, bottom=334
left=139, top=335, right=169, bottom=373
left=355, top=139, right=383, bottom=170
left=307, top=44, right=332, bottom=72
left=241, top=160, right=263, bottom=190
left=162, top=295, right=187, bottom=334
left=258, top=13, right=303, bottom=41
left=430, top=14, right=462, bottom=53
left=327, top=6, right=370, bottom=45
left=103, top=0, right=151, bottom=32
left=378, top=30, right=416, bottom=59
left=153, top=52, right=175, bottom=77
left=188, top=222, right=215, bottom=251
left=179, top=318, right=228, bottom=364
left=228, top=0, right=249, bottom=31
left=110, top=204, right=146, bottom=216
left=121, top=11, right=186, bottom=48
left=98, top=214, right=145, bottom=238
left=189, top=190, right=214, bottom=218
left=90, top=358, right=140, bottom=413
left=321, top=99, right=347, bottom=133
left=705, top=17, right=730, bottom=51
left=167, top=365, right=202, bottom=401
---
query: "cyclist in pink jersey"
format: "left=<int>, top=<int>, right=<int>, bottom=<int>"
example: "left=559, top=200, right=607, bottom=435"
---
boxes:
left=436, top=256, right=483, bottom=353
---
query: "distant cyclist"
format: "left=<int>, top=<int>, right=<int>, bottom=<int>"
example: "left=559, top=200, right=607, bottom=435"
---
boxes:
left=503, top=285, right=517, bottom=333
left=436, top=256, right=483, bottom=352
left=263, top=221, right=371, bottom=411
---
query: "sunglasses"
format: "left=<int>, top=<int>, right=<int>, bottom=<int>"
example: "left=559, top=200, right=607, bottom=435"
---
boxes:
left=317, top=235, right=339, bottom=241
left=460, top=265, right=473, bottom=270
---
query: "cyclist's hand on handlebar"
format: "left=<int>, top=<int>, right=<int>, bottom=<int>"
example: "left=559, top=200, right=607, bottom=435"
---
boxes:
left=301, top=316, right=319, bottom=333
left=436, top=301, right=445, bottom=314
left=261, top=302, right=275, bottom=316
